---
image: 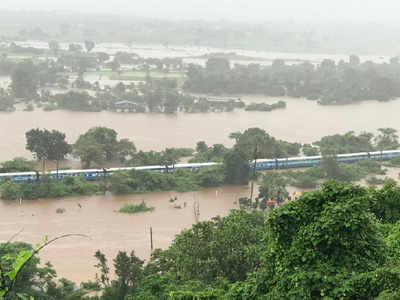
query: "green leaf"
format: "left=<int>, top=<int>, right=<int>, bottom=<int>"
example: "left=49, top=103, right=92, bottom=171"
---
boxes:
left=7, top=250, right=33, bottom=280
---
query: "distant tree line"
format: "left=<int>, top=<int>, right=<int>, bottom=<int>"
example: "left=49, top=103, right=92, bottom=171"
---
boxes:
left=184, top=56, right=400, bottom=104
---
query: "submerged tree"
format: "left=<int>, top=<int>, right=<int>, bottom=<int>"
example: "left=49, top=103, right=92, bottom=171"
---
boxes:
left=11, top=61, right=38, bottom=99
left=26, top=129, right=71, bottom=172
left=375, top=127, right=399, bottom=151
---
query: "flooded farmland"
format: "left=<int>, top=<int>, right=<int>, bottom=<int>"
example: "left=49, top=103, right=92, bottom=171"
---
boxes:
left=1, top=96, right=400, bottom=162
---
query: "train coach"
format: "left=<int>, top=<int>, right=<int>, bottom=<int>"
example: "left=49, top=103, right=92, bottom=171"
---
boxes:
left=1, top=151, right=400, bottom=183
left=0, top=162, right=220, bottom=183
left=254, top=150, right=400, bottom=170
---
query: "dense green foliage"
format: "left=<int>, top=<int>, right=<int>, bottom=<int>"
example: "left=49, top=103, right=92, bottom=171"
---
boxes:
left=96, top=182, right=400, bottom=299
left=257, top=172, right=289, bottom=209
left=25, top=128, right=71, bottom=171
left=0, top=176, right=98, bottom=200
left=244, top=100, right=286, bottom=112
left=189, top=143, right=229, bottom=163
left=0, top=241, right=90, bottom=300
left=222, top=149, right=250, bottom=185
left=73, top=127, right=136, bottom=167
left=281, top=158, right=385, bottom=188
left=3, top=181, right=400, bottom=299
left=315, top=131, right=375, bottom=154
left=119, top=201, right=154, bottom=214
left=226, top=181, right=400, bottom=299
left=109, top=166, right=227, bottom=195
left=0, top=90, right=14, bottom=112
left=11, top=61, right=38, bottom=99
left=231, top=128, right=301, bottom=161
left=0, top=158, right=36, bottom=173
left=184, top=57, right=400, bottom=104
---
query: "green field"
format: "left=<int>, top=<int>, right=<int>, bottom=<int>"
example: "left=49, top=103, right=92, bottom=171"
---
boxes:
left=85, top=70, right=187, bottom=87
left=86, top=70, right=185, bottom=79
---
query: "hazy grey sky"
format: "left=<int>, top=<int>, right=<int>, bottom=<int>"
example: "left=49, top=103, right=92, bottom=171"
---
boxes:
left=0, top=0, right=398, bottom=23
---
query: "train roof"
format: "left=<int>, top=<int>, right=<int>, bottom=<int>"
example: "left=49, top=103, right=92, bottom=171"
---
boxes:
left=0, top=171, right=37, bottom=177
left=337, top=152, right=369, bottom=158
left=370, top=150, right=400, bottom=155
left=175, top=162, right=220, bottom=168
left=49, top=169, right=103, bottom=174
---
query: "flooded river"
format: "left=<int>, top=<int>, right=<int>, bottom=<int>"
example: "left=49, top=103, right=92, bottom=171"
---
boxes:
left=0, top=185, right=249, bottom=283
left=2, top=41, right=399, bottom=284
left=1, top=96, right=400, bottom=161
left=2, top=94, right=400, bottom=283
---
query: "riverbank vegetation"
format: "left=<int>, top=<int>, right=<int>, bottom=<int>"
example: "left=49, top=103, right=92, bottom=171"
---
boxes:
left=280, top=158, right=386, bottom=189
left=244, top=100, right=286, bottom=112
left=0, top=153, right=245, bottom=200
left=3, top=181, right=400, bottom=299
left=0, top=176, right=98, bottom=200
left=1, top=126, right=400, bottom=200
left=0, top=158, right=36, bottom=173
left=184, top=56, right=400, bottom=104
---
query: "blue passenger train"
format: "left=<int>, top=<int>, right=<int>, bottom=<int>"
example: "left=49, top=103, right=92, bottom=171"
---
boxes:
left=1, top=150, right=400, bottom=183
left=0, top=162, right=220, bottom=183
left=254, top=150, right=400, bottom=170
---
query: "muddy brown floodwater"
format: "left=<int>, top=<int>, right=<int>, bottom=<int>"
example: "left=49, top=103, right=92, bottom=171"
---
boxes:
left=2, top=95, right=400, bottom=283
left=0, top=185, right=250, bottom=283
left=1, top=96, right=400, bottom=161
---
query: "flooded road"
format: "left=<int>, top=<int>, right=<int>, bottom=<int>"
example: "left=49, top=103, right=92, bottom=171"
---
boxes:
left=0, top=185, right=248, bottom=283
left=1, top=96, right=400, bottom=161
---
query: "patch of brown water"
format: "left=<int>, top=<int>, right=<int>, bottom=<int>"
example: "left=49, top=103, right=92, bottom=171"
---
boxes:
left=0, top=185, right=248, bottom=283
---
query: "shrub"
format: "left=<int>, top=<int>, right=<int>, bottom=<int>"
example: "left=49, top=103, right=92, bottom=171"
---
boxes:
left=119, top=201, right=154, bottom=214
left=56, top=208, right=66, bottom=214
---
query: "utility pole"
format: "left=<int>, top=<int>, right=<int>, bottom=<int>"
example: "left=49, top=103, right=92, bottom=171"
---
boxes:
left=150, top=227, right=153, bottom=252
left=193, top=201, right=200, bottom=223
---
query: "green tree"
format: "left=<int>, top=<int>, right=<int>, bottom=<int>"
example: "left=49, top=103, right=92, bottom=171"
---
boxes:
left=258, top=172, right=289, bottom=209
left=1, top=235, right=88, bottom=299
left=320, top=154, right=342, bottom=179
left=196, top=141, right=208, bottom=153
left=73, top=136, right=104, bottom=168
left=233, top=128, right=274, bottom=201
left=0, top=158, right=36, bottom=173
left=26, top=129, right=70, bottom=173
left=369, top=179, right=400, bottom=224
left=228, top=181, right=396, bottom=299
left=48, top=40, right=60, bottom=56
left=47, top=130, right=72, bottom=176
left=161, top=148, right=179, bottom=173
left=302, top=143, right=320, bottom=156
left=82, top=127, right=118, bottom=161
left=90, top=250, right=144, bottom=300
left=145, top=210, right=264, bottom=286
left=25, top=128, right=52, bottom=171
left=0, top=91, right=14, bottom=112
left=97, top=52, right=110, bottom=64
left=315, top=131, right=374, bottom=155
left=223, top=149, right=249, bottom=185
left=116, top=139, right=137, bottom=163
left=375, top=128, right=399, bottom=151
left=11, top=61, right=38, bottom=99
left=68, top=43, right=83, bottom=52
left=84, top=40, right=95, bottom=53
left=73, top=127, right=135, bottom=167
